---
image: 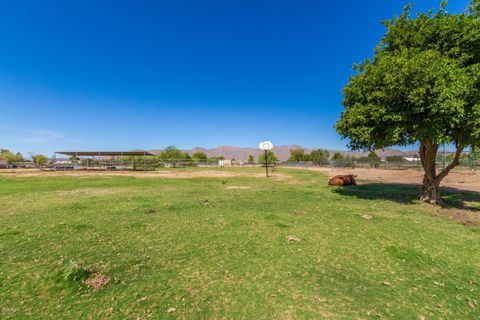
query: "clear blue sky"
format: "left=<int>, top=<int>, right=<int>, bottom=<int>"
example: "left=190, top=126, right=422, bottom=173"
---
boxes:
left=0, top=0, right=470, bottom=156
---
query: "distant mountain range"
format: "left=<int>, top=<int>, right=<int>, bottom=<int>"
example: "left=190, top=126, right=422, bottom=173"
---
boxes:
left=150, top=145, right=418, bottom=161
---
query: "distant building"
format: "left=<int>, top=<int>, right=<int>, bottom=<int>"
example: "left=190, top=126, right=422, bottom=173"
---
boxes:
left=0, top=160, right=7, bottom=169
left=403, top=157, right=419, bottom=162
left=219, top=159, right=232, bottom=166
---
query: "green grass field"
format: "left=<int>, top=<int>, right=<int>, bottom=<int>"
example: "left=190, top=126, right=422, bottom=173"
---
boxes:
left=1, top=168, right=479, bottom=319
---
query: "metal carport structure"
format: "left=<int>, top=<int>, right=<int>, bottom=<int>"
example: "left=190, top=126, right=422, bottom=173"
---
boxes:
left=53, top=151, right=157, bottom=171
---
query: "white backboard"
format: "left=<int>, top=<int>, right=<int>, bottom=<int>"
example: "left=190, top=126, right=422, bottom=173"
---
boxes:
left=259, top=141, right=273, bottom=151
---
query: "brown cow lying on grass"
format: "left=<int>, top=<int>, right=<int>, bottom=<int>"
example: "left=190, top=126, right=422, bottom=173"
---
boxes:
left=328, top=174, right=357, bottom=186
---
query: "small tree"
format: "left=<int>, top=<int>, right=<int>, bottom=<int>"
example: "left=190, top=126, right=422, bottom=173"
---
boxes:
left=344, top=155, right=357, bottom=168
left=0, top=149, right=24, bottom=165
left=32, top=155, right=48, bottom=167
left=336, top=1, right=480, bottom=204
left=160, top=146, right=190, bottom=161
left=258, top=151, right=278, bottom=164
left=332, top=152, right=344, bottom=161
left=309, top=149, right=330, bottom=164
left=288, top=149, right=308, bottom=162
left=0, top=149, right=14, bottom=165
left=192, top=151, right=208, bottom=162
left=14, top=152, right=24, bottom=162
left=247, top=154, right=255, bottom=163
left=386, top=155, right=404, bottom=162
left=367, top=151, right=381, bottom=168
left=69, top=155, right=79, bottom=163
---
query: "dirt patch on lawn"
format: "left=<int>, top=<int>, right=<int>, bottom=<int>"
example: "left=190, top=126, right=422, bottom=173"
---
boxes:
left=426, top=204, right=479, bottom=227
left=54, top=188, right=125, bottom=197
left=1, top=169, right=290, bottom=180
left=226, top=186, right=252, bottom=190
left=84, top=273, right=110, bottom=290
left=0, top=208, right=12, bottom=215
left=154, top=170, right=289, bottom=180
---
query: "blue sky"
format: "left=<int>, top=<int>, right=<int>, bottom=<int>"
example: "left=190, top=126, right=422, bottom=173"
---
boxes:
left=0, top=0, right=471, bottom=156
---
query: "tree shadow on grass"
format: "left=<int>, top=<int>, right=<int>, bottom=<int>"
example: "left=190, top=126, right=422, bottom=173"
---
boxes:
left=333, top=183, right=480, bottom=212
left=442, top=187, right=480, bottom=212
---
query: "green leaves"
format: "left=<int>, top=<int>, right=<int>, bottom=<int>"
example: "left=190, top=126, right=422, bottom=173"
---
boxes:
left=0, top=149, right=24, bottom=164
left=32, top=154, right=48, bottom=166
left=192, top=151, right=208, bottom=162
left=468, top=0, right=480, bottom=14
left=337, top=1, right=480, bottom=151
left=288, top=149, right=309, bottom=162
left=258, top=150, right=278, bottom=163
left=160, top=145, right=190, bottom=160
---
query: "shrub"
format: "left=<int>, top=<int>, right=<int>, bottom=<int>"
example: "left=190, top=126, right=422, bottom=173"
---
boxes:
left=59, top=260, right=91, bottom=283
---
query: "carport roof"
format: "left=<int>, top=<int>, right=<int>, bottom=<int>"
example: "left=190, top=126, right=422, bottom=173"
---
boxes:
left=55, top=151, right=156, bottom=156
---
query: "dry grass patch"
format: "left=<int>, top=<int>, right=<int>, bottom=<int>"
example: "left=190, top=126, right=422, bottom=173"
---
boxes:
left=226, top=186, right=251, bottom=190
left=84, top=273, right=111, bottom=291
left=1, top=168, right=292, bottom=181
left=429, top=206, right=480, bottom=226
left=54, top=187, right=126, bottom=197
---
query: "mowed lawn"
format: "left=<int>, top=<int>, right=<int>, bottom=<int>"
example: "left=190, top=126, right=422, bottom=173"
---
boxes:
left=0, top=168, right=479, bottom=319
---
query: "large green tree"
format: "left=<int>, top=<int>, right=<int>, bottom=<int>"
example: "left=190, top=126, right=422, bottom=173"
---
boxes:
left=288, top=148, right=308, bottom=162
left=336, top=1, right=480, bottom=204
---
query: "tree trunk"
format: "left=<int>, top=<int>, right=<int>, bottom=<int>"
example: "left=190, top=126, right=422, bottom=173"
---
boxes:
left=421, top=175, right=442, bottom=204
left=418, top=139, right=465, bottom=205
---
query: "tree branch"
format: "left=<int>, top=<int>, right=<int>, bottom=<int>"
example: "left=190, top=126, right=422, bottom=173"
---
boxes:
left=436, top=143, right=465, bottom=182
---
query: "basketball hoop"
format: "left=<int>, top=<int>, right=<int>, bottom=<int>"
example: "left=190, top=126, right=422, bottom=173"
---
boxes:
left=259, top=141, right=274, bottom=177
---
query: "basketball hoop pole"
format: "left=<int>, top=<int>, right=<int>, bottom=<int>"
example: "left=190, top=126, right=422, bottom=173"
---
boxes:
left=258, top=141, right=273, bottom=178
left=265, top=150, right=269, bottom=177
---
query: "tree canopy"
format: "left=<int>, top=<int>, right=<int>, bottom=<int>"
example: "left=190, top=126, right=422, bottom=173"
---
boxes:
left=336, top=0, right=480, bottom=203
left=309, top=149, right=329, bottom=162
left=0, top=149, right=24, bottom=164
left=287, top=148, right=330, bottom=163
left=192, top=151, right=208, bottom=162
left=332, top=152, right=344, bottom=161
left=160, top=146, right=190, bottom=160
left=386, top=155, right=404, bottom=162
left=288, top=149, right=309, bottom=162
left=32, top=154, right=48, bottom=167
left=258, top=151, right=278, bottom=164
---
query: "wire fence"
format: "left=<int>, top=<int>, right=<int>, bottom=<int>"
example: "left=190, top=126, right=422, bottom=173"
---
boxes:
left=281, top=149, right=479, bottom=172
left=6, top=149, right=478, bottom=173
left=13, top=159, right=260, bottom=172
left=9, top=159, right=476, bottom=173
left=280, top=158, right=477, bottom=172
